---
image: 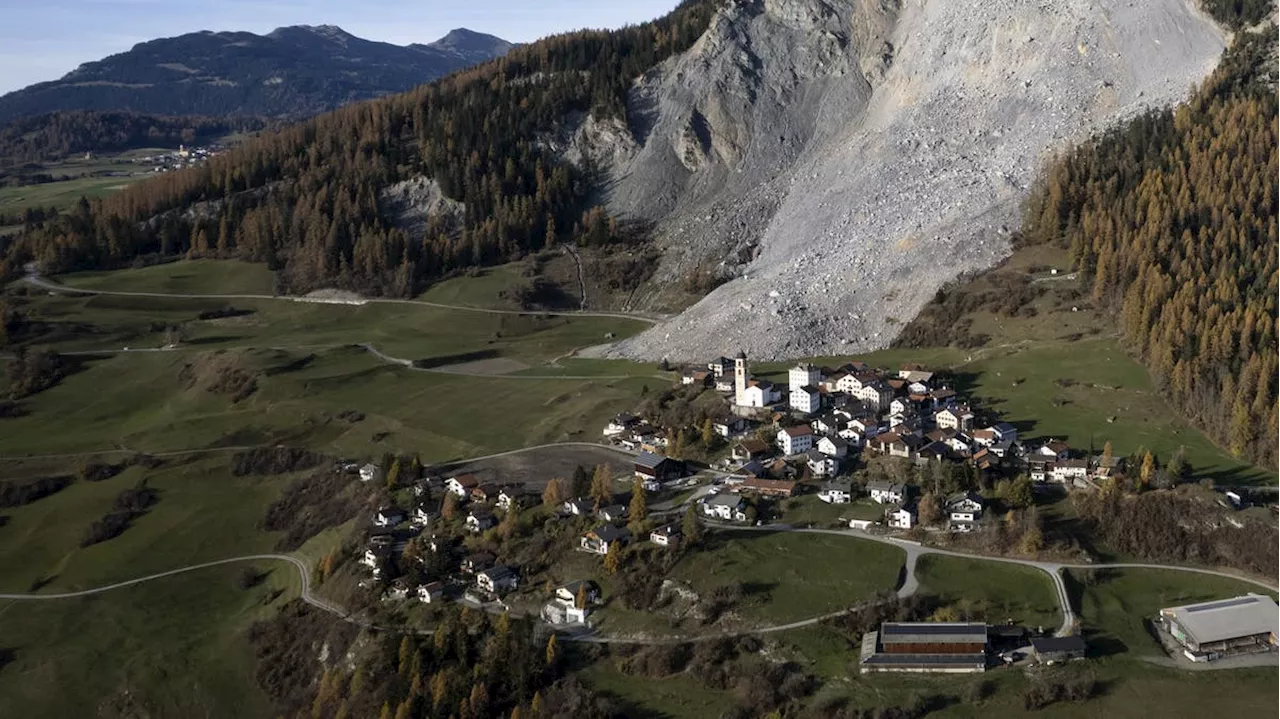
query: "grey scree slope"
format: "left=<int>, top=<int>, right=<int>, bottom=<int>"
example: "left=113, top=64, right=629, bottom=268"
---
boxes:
left=576, top=0, right=1225, bottom=361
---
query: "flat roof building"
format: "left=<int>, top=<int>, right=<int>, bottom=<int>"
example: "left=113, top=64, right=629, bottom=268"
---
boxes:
left=1159, top=594, right=1279, bottom=661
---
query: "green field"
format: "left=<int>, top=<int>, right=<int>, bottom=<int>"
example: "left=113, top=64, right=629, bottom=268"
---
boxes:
left=0, top=174, right=145, bottom=216
left=663, top=530, right=903, bottom=626
left=1068, top=567, right=1278, bottom=658
left=914, top=554, right=1061, bottom=630
left=0, top=563, right=290, bottom=718
left=57, top=259, right=277, bottom=296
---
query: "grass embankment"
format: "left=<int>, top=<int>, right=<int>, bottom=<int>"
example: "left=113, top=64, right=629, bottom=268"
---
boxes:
left=56, top=259, right=277, bottom=296
left=0, top=175, right=145, bottom=216
left=914, top=554, right=1060, bottom=630
left=0, top=564, right=290, bottom=718
left=588, top=531, right=903, bottom=635
left=1067, top=567, right=1278, bottom=658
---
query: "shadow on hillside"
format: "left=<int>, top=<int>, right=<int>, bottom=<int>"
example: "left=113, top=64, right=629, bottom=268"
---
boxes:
left=411, top=348, right=501, bottom=369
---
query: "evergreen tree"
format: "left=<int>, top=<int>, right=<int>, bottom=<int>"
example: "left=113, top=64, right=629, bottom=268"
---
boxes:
left=571, top=465, right=590, bottom=499
left=681, top=504, right=703, bottom=547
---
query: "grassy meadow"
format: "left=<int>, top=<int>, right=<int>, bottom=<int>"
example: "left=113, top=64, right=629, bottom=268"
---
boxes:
left=913, top=554, right=1061, bottom=630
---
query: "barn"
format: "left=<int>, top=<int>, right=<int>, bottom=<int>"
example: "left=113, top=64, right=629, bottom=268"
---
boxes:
left=860, top=622, right=989, bottom=673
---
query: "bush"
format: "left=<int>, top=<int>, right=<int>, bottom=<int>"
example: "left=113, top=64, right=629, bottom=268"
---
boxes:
left=231, top=447, right=327, bottom=476
left=237, top=567, right=264, bottom=590
left=261, top=470, right=359, bottom=551
left=80, top=480, right=159, bottom=547
left=0, top=475, right=72, bottom=507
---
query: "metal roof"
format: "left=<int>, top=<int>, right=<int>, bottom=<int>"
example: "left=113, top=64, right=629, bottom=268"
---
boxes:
left=635, top=451, right=671, bottom=469
left=1162, top=594, right=1280, bottom=645
left=881, top=622, right=988, bottom=643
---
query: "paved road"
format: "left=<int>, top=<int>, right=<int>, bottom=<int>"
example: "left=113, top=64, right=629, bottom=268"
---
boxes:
left=3, top=524, right=1275, bottom=645
left=22, top=274, right=666, bottom=324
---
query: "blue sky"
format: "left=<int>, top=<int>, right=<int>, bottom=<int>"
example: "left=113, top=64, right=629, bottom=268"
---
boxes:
left=0, top=0, right=680, bottom=94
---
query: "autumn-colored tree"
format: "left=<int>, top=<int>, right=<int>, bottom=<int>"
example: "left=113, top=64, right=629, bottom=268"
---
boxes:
left=398, top=636, right=414, bottom=677
left=590, top=464, right=613, bottom=509
left=700, top=418, right=714, bottom=446
left=378, top=702, right=392, bottom=719
left=628, top=476, right=648, bottom=526
left=544, top=635, right=559, bottom=669
left=393, top=699, right=412, bottom=719
left=575, top=583, right=589, bottom=609
left=1019, top=525, right=1044, bottom=554
left=386, top=458, right=401, bottom=491
left=530, top=692, right=546, bottom=717
left=499, top=503, right=520, bottom=539
left=1138, top=451, right=1156, bottom=491
left=1100, top=440, right=1113, bottom=470
left=603, top=541, right=622, bottom=575
left=541, top=477, right=567, bottom=507
left=469, top=682, right=489, bottom=717
left=918, top=492, right=943, bottom=526
left=442, top=491, right=458, bottom=520
left=430, top=670, right=449, bottom=712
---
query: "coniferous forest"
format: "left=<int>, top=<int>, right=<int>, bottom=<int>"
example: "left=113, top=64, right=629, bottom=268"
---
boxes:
left=1021, top=30, right=1278, bottom=467
left=0, top=0, right=718, bottom=294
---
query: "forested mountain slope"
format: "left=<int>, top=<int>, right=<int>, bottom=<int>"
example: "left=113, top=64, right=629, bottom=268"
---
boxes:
left=0, top=25, right=511, bottom=123
left=0, top=111, right=265, bottom=165
left=0, top=1, right=716, bottom=295
left=1019, top=31, right=1278, bottom=467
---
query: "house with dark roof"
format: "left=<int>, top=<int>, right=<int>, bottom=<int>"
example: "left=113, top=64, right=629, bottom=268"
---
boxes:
left=580, top=524, right=631, bottom=555
left=1030, top=636, right=1087, bottom=663
left=634, top=451, right=684, bottom=482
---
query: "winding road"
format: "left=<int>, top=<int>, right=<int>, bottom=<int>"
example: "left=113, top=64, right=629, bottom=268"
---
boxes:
left=6, top=273, right=1276, bottom=646
left=21, top=273, right=665, bottom=324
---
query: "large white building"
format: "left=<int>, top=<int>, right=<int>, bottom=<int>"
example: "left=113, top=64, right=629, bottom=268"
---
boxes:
left=789, top=364, right=822, bottom=391
left=790, top=385, right=821, bottom=414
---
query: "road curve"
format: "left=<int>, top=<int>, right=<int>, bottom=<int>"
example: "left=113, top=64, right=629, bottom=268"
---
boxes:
left=21, top=274, right=665, bottom=325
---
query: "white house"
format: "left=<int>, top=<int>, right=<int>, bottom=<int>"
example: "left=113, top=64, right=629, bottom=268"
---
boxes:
left=374, top=506, right=406, bottom=527
left=702, top=493, right=748, bottom=522
left=854, top=382, right=894, bottom=410
left=818, top=481, right=853, bottom=504
left=603, top=412, right=641, bottom=437
left=806, top=449, right=839, bottom=477
left=789, top=363, right=822, bottom=391
left=790, top=385, right=822, bottom=414
left=563, top=498, right=593, bottom=516
left=466, top=509, right=497, bottom=533
left=946, top=492, right=984, bottom=529
left=777, top=425, right=815, bottom=455
left=383, top=580, right=411, bottom=602
left=581, top=525, right=631, bottom=555
left=887, top=503, right=917, bottom=529
left=849, top=417, right=881, bottom=438
left=818, top=435, right=849, bottom=458
left=359, top=463, right=381, bottom=483
left=446, top=473, right=480, bottom=498
left=411, top=505, right=433, bottom=528
left=1051, top=458, right=1089, bottom=483
left=416, top=581, right=445, bottom=603
left=713, top=416, right=749, bottom=438
left=867, top=480, right=908, bottom=505
left=1036, top=440, right=1071, bottom=461
left=477, top=565, right=519, bottom=594
left=935, top=407, right=974, bottom=432
left=496, top=486, right=526, bottom=511
left=907, top=380, right=931, bottom=395
left=650, top=523, right=681, bottom=547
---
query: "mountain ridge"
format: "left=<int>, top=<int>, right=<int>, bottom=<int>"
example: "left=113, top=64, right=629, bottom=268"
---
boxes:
left=0, top=25, right=512, bottom=123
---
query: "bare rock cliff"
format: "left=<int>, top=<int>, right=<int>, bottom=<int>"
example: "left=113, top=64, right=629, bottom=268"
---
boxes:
left=578, top=0, right=1225, bottom=361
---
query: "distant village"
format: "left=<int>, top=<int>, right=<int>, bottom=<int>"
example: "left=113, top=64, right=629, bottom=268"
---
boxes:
left=131, top=143, right=223, bottom=173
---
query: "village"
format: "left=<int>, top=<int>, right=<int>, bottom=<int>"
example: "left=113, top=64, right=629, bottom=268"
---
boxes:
left=322, top=353, right=1277, bottom=674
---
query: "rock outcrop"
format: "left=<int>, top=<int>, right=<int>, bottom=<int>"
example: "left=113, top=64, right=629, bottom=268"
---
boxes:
left=578, top=0, right=1226, bottom=361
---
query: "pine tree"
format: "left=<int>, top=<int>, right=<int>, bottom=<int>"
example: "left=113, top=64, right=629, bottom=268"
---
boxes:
left=571, top=465, right=590, bottom=498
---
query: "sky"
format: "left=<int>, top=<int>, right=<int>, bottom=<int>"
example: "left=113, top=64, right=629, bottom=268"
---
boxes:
left=0, top=0, right=680, bottom=94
